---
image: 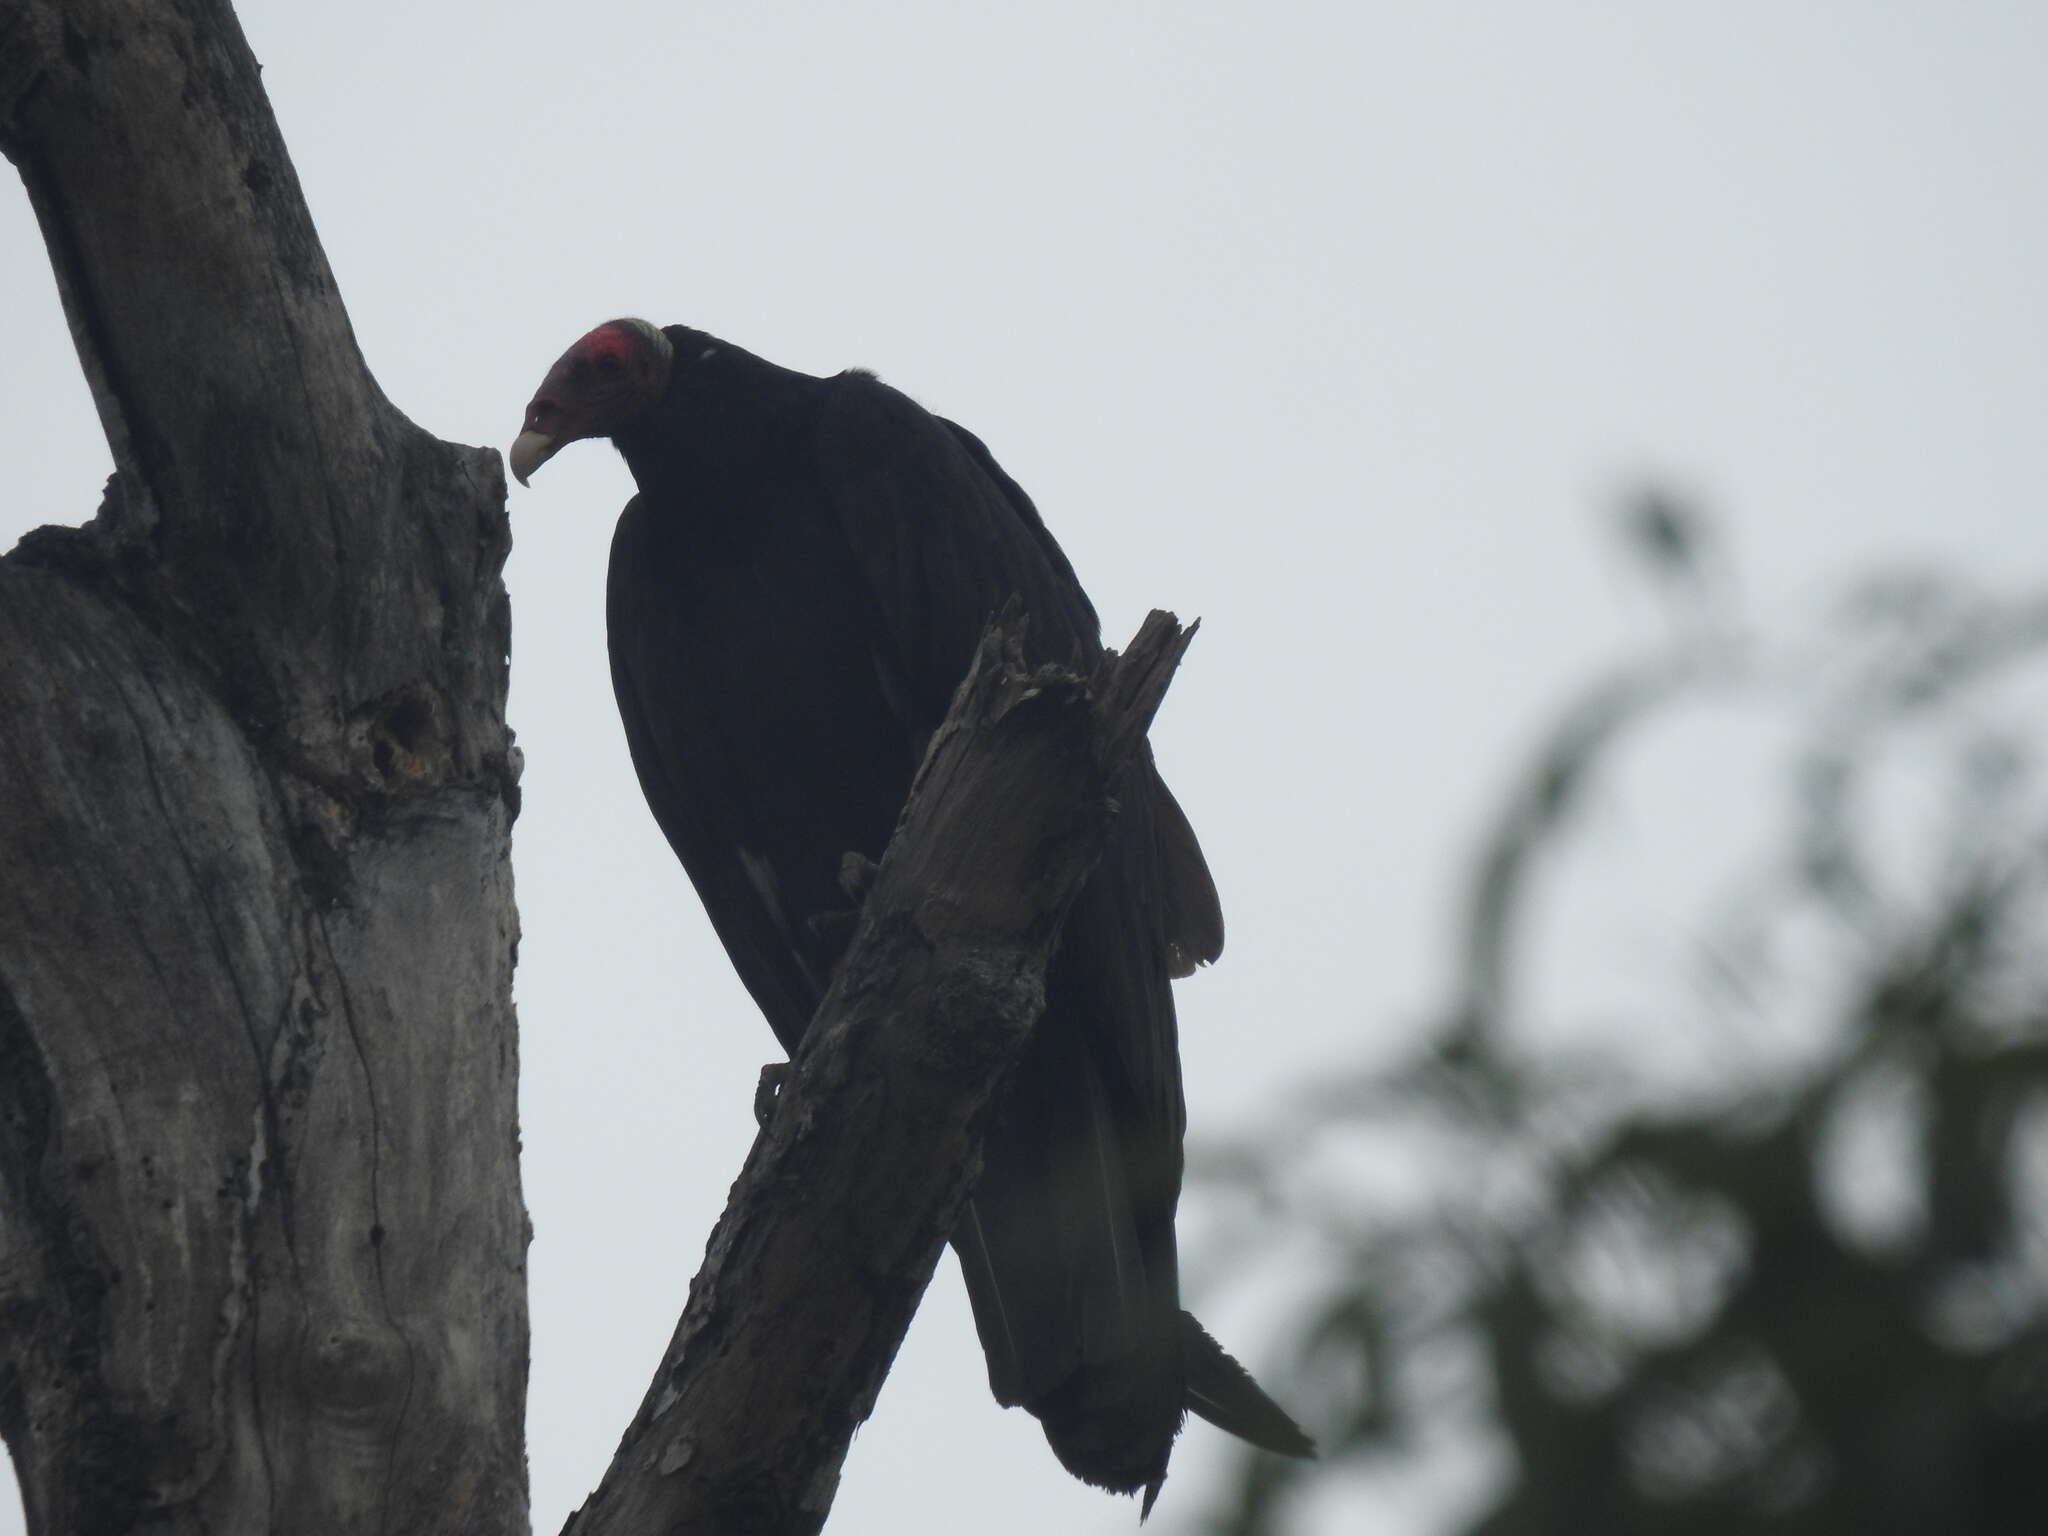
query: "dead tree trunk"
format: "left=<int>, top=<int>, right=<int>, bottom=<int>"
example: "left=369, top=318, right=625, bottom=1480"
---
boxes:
left=0, top=0, right=527, bottom=1530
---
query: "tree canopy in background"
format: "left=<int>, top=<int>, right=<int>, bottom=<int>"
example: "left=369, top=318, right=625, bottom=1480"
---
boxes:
left=1195, top=502, right=2048, bottom=1535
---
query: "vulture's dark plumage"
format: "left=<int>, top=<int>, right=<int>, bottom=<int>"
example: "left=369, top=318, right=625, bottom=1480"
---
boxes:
left=511, top=320, right=1309, bottom=1507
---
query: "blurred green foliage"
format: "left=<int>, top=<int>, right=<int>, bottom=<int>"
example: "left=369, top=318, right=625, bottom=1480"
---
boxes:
left=1192, top=499, right=2048, bottom=1535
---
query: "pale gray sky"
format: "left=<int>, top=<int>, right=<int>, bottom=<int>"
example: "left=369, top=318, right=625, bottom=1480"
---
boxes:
left=4, top=3, right=2045, bottom=1532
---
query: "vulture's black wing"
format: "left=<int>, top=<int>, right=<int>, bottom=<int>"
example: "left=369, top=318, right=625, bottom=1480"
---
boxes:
left=939, top=412, right=1224, bottom=977
left=811, top=373, right=1238, bottom=1495
left=607, top=490, right=850, bottom=1052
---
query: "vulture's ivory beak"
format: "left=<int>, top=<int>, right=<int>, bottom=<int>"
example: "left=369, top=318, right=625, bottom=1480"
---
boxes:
left=508, top=431, right=559, bottom=488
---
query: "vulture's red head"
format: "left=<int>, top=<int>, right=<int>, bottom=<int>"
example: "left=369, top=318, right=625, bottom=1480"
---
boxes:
left=509, top=319, right=674, bottom=486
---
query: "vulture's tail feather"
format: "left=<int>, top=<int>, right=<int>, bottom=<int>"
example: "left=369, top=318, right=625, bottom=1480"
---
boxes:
left=1180, top=1312, right=1316, bottom=1460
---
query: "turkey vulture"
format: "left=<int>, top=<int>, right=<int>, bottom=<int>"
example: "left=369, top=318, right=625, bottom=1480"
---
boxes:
left=511, top=320, right=1309, bottom=1506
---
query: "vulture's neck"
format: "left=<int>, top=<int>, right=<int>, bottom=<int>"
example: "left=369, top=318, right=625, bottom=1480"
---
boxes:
left=613, top=328, right=821, bottom=493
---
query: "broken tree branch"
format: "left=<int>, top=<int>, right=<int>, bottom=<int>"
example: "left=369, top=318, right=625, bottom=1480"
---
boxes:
left=564, top=610, right=1197, bottom=1536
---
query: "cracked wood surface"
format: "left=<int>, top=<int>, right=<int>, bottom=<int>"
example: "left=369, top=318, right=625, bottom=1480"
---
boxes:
left=0, top=0, right=527, bottom=1531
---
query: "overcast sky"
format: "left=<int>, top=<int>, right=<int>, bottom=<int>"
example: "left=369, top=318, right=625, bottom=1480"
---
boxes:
left=4, top=3, right=2046, bottom=1532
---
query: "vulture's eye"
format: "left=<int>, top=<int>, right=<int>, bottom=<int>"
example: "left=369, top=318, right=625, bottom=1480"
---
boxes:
left=596, top=353, right=624, bottom=376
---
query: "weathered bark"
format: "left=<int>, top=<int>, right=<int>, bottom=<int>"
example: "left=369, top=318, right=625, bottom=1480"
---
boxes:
left=565, top=611, right=1197, bottom=1536
left=0, top=1, right=527, bottom=1532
